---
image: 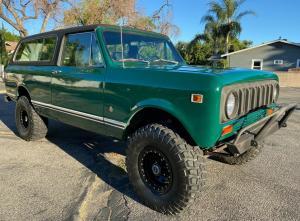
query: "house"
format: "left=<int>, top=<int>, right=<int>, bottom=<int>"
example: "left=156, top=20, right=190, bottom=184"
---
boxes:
left=5, top=41, right=18, bottom=55
left=221, top=39, right=300, bottom=71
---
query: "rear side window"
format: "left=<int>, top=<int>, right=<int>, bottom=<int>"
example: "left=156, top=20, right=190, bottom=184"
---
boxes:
left=15, top=37, right=57, bottom=62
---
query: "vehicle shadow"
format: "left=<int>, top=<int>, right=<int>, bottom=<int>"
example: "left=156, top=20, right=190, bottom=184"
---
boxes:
left=46, top=120, right=139, bottom=201
left=0, top=94, right=18, bottom=134
left=0, top=93, right=140, bottom=205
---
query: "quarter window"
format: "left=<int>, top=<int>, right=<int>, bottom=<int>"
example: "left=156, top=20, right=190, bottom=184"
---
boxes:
left=91, top=34, right=104, bottom=66
left=15, top=37, right=57, bottom=62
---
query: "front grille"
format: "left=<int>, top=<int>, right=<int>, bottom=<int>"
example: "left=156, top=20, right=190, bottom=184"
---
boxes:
left=221, top=80, right=279, bottom=122
left=234, top=108, right=267, bottom=131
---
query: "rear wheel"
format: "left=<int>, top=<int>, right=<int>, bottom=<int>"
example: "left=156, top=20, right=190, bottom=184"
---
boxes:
left=126, top=124, right=207, bottom=215
left=15, top=96, right=48, bottom=141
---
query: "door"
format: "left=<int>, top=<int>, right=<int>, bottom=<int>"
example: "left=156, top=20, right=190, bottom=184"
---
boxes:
left=51, top=32, right=106, bottom=126
left=297, top=59, right=300, bottom=68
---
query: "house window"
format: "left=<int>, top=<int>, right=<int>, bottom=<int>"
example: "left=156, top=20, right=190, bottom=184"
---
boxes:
left=274, top=60, right=283, bottom=65
left=252, top=59, right=263, bottom=70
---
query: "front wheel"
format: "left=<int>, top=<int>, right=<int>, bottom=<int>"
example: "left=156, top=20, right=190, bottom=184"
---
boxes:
left=218, top=144, right=263, bottom=165
left=126, top=124, right=207, bottom=215
left=15, top=96, right=48, bottom=141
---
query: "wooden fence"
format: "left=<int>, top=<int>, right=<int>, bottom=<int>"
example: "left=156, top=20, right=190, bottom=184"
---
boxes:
left=276, top=72, right=300, bottom=87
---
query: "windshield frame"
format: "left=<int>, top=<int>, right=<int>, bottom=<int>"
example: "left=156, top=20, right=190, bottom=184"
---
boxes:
left=101, top=30, right=185, bottom=66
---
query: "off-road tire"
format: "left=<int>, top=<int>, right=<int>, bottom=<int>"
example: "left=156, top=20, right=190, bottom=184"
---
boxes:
left=15, top=96, right=48, bottom=141
left=126, top=124, right=207, bottom=215
left=218, top=144, right=263, bottom=165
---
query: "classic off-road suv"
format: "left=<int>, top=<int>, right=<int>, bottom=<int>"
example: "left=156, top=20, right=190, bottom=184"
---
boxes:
left=3, top=25, right=296, bottom=214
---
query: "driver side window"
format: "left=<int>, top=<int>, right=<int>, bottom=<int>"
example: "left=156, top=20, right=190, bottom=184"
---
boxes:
left=61, top=32, right=104, bottom=67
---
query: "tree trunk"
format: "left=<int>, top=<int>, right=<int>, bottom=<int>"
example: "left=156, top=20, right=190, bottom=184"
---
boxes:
left=40, top=13, right=51, bottom=33
left=19, top=28, right=28, bottom=37
left=225, top=32, right=230, bottom=54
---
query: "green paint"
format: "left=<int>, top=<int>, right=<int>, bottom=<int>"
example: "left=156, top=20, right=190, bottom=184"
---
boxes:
left=4, top=25, right=279, bottom=149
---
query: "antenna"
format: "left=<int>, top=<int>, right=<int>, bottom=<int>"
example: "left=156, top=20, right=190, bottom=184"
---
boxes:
left=120, top=18, right=125, bottom=68
left=120, top=26, right=125, bottom=68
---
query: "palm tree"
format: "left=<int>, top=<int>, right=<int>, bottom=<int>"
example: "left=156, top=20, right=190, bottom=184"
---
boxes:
left=200, top=14, right=223, bottom=56
left=202, top=0, right=255, bottom=54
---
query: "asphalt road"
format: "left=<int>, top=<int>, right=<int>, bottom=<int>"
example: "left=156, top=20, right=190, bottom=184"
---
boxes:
left=0, top=84, right=299, bottom=221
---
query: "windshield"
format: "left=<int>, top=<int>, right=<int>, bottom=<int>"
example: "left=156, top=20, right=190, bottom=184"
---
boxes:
left=103, top=31, right=184, bottom=65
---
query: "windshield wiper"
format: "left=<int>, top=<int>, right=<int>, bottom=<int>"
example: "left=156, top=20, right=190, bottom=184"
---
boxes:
left=119, top=58, right=150, bottom=65
left=152, top=59, right=179, bottom=65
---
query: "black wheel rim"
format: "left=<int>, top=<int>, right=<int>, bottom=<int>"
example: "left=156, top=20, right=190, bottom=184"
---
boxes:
left=138, top=147, right=173, bottom=195
left=20, top=110, right=29, bottom=129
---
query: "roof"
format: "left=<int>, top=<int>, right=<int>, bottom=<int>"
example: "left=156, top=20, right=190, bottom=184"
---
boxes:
left=21, top=24, right=166, bottom=41
left=221, top=39, right=300, bottom=57
left=22, top=24, right=99, bottom=40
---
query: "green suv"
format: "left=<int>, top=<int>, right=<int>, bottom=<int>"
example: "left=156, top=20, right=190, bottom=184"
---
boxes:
left=3, top=25, right=296, bottom=214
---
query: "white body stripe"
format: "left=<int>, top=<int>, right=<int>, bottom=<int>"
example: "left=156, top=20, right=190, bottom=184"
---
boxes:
left=31, top=100, right=126, bottom=129
left=6, top=92, right=16, bottom=97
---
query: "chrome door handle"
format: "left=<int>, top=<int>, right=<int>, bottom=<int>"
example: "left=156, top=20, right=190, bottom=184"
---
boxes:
left=51, top=70, right=61, bottom=75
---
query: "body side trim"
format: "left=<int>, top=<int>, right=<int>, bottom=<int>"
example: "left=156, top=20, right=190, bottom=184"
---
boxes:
left=31, top=100, right=126, bottom=129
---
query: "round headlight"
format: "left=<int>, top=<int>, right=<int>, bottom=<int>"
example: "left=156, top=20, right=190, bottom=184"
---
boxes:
left=226, top=92, right=238, bottom=119
left=273, top=84, right=279, bottom=101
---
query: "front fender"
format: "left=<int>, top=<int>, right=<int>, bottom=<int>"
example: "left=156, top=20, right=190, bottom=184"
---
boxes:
left=126, top=87, right=222, bottom=149
left=127, top=98, right=196, bottom=142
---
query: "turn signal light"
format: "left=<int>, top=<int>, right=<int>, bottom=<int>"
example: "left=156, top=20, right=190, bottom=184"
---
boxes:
left=267, top=109, right=274, bottom=115
left=191, top=94, right=203, bottom=103
left=222, top=125, right=233, bottom=136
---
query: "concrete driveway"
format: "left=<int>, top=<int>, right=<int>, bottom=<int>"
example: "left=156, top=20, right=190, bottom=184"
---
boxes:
left=0, top=85, right=299, bottom=221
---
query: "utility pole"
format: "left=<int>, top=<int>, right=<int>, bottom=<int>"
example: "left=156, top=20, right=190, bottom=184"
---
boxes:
left=0, top=32, right=3, bottom=65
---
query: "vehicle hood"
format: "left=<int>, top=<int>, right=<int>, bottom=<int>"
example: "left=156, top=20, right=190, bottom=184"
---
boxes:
left=158, top=65, right=278, bottom=86
left=120, top=64, right=278, bottom=87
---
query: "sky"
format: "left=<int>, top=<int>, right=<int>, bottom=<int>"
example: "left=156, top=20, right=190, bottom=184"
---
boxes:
left=138, top=0, right=300, bottom=45
left=1, top=0, right=300, bottom=46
